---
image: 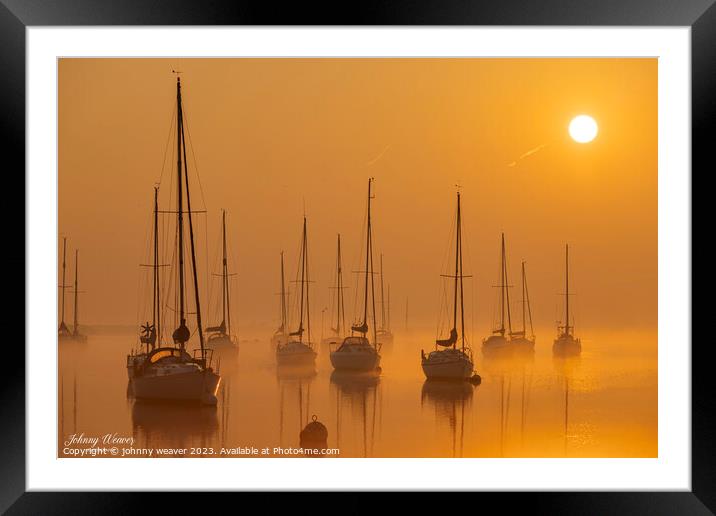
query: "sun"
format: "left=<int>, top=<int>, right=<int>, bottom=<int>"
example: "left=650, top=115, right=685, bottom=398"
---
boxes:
left=569, top=115, right=598, bottom=143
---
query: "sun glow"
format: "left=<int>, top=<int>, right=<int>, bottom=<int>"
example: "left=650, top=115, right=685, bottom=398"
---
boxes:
left=569, top=115, right=598, bottom=143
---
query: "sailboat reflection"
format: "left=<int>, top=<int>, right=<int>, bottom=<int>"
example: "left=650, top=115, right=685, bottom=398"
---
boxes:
left=131, top=402, right=219, bottom=455
left=277, top=363, right=319, bottom=456
left=421, top=380, right=475, bottom=457
left=330, top=370, right=381, bottom=457
left=553, top=355, right=581, bottom=456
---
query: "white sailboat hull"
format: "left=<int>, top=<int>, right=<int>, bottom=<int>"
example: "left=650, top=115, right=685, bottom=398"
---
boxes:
left=553, top=334, right=581, bottom=355
left=276, top=341, right=317, bottom=366
left=207, top=334, right=239, bottom=355
left=421, top=349, right=473, bottom=380
left=376, top=330, right=394, bottom=346
left=511, top=336, right=535, bottom=353
left=330, top=346, right=381, bottom=371
left=482, top=335, right=511, bottom=356
left=131, top=369, right=221, bottom=405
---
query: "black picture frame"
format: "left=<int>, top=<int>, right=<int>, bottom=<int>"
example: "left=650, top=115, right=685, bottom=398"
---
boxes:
left=2, top=0, right=708, bottom=513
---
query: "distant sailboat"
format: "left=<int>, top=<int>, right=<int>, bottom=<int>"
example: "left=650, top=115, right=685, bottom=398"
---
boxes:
left=271, top=252, right=290, bottom=348
left=482, top=233, right=513, bottom=355
left=553, top=244, right=581, bottom=355
left=129, top=77, right=220, bottom=405
left=205, top=210, right=239, bottom=356
left=510, top=261, right=535, bottom=352
left=376, top=254, right=394, bottom=346
left=421, top=189, right=474, bottom=380
left=58, top=237, right=72, bottom=342
left=276, top=216, right=317, bottom=366
left=330, top=178, right=381, bottom=372
left=59, top=238, right=87, bottom=344
left=321, top=234, right=347, bottom=348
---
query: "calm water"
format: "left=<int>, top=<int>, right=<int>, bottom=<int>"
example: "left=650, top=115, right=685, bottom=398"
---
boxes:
left=58, top=328, right=657, bottom=458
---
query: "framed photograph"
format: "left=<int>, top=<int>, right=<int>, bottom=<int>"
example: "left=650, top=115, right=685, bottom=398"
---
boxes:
left=4, top=0, right=709, bottom=512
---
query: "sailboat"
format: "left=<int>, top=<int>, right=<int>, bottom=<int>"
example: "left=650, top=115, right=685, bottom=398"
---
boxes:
left=59, top=238, right=88, bottom=344
left=321, top=234, right=347, bottom=348
left=205, top=210, right=239, bottom=356
left=375, top=254, right=394, bottom=346
left=58, top=237, right=73, bottom=342
left=553, top=244, right=581, bottom=355
left=271, top=252, right=290, bottom=348
left=510, top=261, right=535, bottom=352
left=276, top=216, right=317, bottom=366
left=129, top=76, right=220, bottom=405
left=330, top=178, right=381, bottom=372
left=482, top=233, right=513, bottom=356
left=421, top=189, right=474, bottom=380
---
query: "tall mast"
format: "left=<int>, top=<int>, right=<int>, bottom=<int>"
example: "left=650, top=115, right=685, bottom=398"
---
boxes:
left=380, top=254, right=386, bottom=330
left=503, top=234, right=512, bottom=335
left=565, top=244, right=570, bottom=335
left=335, top=234, right=345, bottom=336
left=153, top=186, right=160, bottom=347
left=457, top=190, right=466, bottom=351
left=295, top=218, right=308, bottom=343
left=499, top=234, right=505, bottom=335
left=405, top=298, right=408, bottom=331
left=179, top=78, right=206, bottom=354
left=280, top=252, right=287, bottom=332
left=172, top=76, right=205, bottom=354
left=73, top=249, right=79, bottom=334
left=362, top=180, right=372, bottom=332
left=451, top=194, right=460, bottom=347
left=304, top=219, right=311, bottom=345
left=222, top=210, right=231, bottom=335
left=521, top=261, right=526, bottom=335
left=60, top=237, right=67, bottom=327
left=174, top=77, right=188, bottom=348
left=368, top=180, right=378, bottom=349
left=524, top=262, right=534, bottom=338
left=386, top=284, right=391, bottom=331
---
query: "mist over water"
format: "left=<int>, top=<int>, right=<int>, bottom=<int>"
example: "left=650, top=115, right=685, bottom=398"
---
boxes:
left=59, top=327, right=656, bottom=458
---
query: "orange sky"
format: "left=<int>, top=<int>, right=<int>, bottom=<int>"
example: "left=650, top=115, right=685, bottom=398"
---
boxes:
left=58, top=58, right=657, bottom=335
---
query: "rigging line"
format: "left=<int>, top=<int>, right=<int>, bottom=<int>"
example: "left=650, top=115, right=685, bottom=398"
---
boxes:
left=156, top=102, right=177, bottom=188
left=181, top=109, right=208, bottom=211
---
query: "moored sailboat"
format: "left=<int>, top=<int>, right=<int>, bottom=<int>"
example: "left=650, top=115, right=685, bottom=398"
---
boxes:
left=510, top=261, right=535, bottom=353
left=376, top=254, right=394, bottom=347
left=58, top=238, right=73, bottom=342
left=59, top=238, right=88, bottom=344
left=421, top=189, right=474, bottom=380
left=482, top=233, right=513, bottom=356
left=206, top=210, right=239, bottom=356
left=129, top=77, right=220, bottom=405
left=553, top=244, right=581, bottom=355
left=330, top=178, right=381, bottom=372
left=271, top=252, right=290, bottom=348
left=276, top=216, right=317, bottom=366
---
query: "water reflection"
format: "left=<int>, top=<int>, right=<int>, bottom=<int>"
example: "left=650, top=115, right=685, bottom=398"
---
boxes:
left=131, top=402, right=219, bottom=455
left=277, top=364, right=317, bottom=449
left=421, top=380, right=475, bottom=457
left=553, top=355, right=582, bottom=456
left=330, top=370, right=381, bottom=457
left=58, top=332, right=656, bottom=458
